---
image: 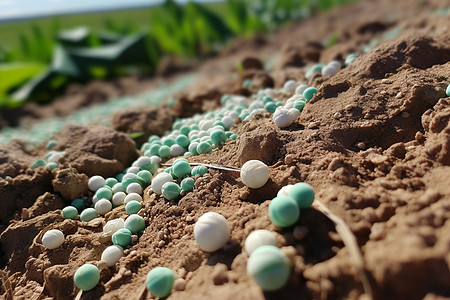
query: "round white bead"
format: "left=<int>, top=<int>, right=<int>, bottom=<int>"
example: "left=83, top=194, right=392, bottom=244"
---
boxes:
left=188, top=142, right=199, bottom=154
left=126, top=182, right=143, bottom=194
left=47, top=151, right=65, bottom=163
left=322, top=65, right=338, bottom=77
left=101, top=245, right=123, bottom=267
left=284, top=102, right=294, bottom=110
left=277, top=184, right=293, bottom=197
left=222, top=116, right=234, bottom=129
left=194, top=212, right=230, bottom=252
left=112, top=183, right=124, bottom=194
left=42, top=229, right=64, bottom=249
left=328, top=60, right=341, bottom=70
left=122, top=173, right=138, bottom=180
left=199, top=120, right=215, bottom=131
left=150, top=156, right=161, bottom=167
left=197, top=130, right=209, bottom=139
left=170, top=144, right=185, bottom=157
left=283, top=79, right=297, bottom=93
left=245, top=230, right=278, bottom=255
left=136, top=156, right=152, bottom=168
left=151, top=173, right=173, bottom=194
left=273, top=111, right=293, bottom=128
left=88, top=175, right=105, bottom=192
left=92, top=194, right=99, bottom=205
left=288, top=108, right=300, bottom=122
left=240, top=160, right=270, bottom=189
left=95, top=199, right=112, bottom=215
left=264, top=88, right=277, bottom=98
left=124, top=192, right=142, bottom=204
left=112, top=192, right=126, bottom=206
left=295, top=83, right=308, bottom=95
left=228, top=111, right=239, bottom=121
left=126, top=167, right=140, bottom=174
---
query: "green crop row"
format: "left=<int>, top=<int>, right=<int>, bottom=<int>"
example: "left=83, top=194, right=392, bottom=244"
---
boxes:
left=0, top=0, right=354, bottom=108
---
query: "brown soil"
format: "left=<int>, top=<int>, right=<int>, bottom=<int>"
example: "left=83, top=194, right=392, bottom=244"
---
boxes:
left=1, top=0, right=450, bottom=299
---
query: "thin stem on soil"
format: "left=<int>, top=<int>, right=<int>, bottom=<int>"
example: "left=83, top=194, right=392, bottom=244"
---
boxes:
left=161, top=162, right=241, bottom=172
left=313, top=200, right=374, bottom=300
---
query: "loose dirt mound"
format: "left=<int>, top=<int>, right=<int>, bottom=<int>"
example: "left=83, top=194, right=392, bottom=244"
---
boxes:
left=1, top=0, right=450, bottom=299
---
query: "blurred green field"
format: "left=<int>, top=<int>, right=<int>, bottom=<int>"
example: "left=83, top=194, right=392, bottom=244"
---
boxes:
left=0, top=0, right=352, bottom=108
left=0, top=2, right=226, bottom=55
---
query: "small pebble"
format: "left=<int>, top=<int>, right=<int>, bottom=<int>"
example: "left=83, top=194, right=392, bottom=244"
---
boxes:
left=42, top=229, right=64, bottom=249
left=284, top=154, right=294, bottom=165
left=173, top=278, right=186, bottom=291
left=357, top=142, right=366, bottom=149
left=194, top=212, right=230, bottom=252
left=446, top=83, right=450, bottom=97
left=307, top=121, right=320, bottom=129
left=74, top=264, right=100, bottom=291
left=292, top=226, right=308, bottom=240
left=333, top=112, right=342, bottom=119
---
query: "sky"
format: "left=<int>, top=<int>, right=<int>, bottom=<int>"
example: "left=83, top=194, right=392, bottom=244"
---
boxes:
left=0, top=0, right=213, bottom=21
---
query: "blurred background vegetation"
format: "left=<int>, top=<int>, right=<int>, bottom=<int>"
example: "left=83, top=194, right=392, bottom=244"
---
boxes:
left=0, top=0, right=353, bottom=108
